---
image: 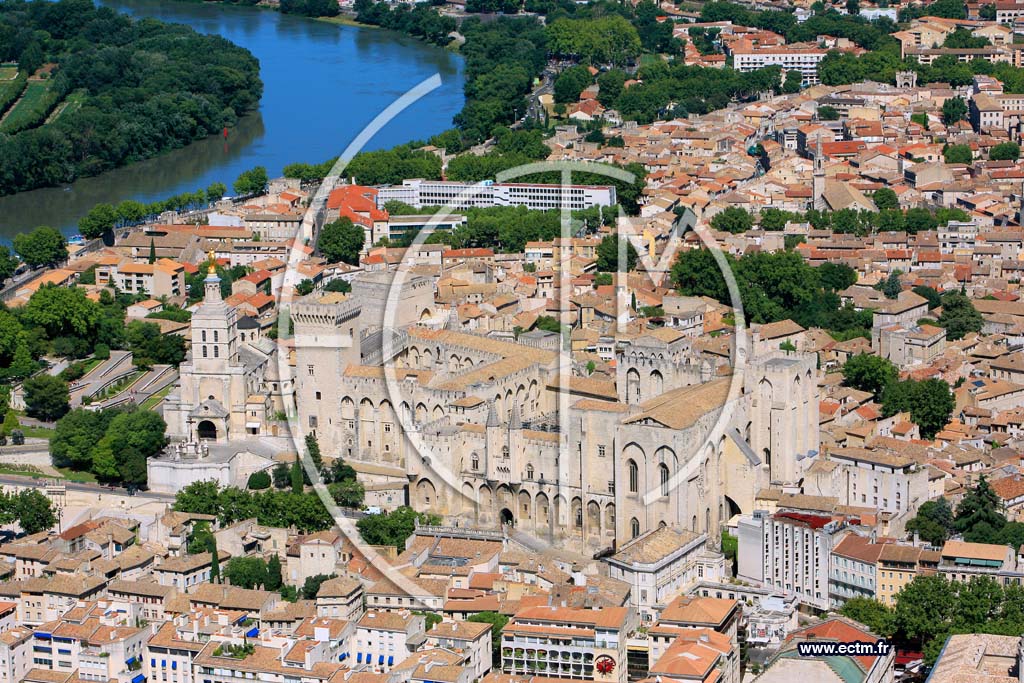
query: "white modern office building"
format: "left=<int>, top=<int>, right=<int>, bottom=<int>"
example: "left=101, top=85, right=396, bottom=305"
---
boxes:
left=378, top=179, right=617, bottom=211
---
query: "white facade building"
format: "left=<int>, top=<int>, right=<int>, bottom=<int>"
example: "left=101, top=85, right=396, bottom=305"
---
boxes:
left=378, top=179, right=617, bottom=212
left=732, top=48, right=827, bottom=85
left=605, top=526, right=725, bottom=622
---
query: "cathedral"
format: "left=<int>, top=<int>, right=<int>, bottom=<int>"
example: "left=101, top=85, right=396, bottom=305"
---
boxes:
left=163, top=260, right=278, bottom=442
left=293, top=277, right=821, bottom=554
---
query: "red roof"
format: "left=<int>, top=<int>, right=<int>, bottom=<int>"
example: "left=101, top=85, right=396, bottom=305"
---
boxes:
left=326, top=185, right=388, bottom=225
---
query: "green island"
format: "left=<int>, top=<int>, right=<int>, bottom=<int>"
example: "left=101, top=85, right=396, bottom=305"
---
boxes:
left=0, top=0, right=262, bottom=197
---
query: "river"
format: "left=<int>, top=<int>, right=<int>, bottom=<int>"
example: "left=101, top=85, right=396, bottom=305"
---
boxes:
left=0, top=0, right=464, bottom=239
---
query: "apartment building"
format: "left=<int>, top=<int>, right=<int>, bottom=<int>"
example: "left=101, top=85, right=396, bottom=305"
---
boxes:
left=605, top=525, right=723, bottom=622
left=379, top=179, right=617, bottom=212
left=938, top=540, right=1018, bottom=583
left=18, top=576, right=107, bottom=626
left=738, top=510, right=849, bottom=610
left=648, top=595, right=741, bottom=681
left=192, top=640, right=341, bottom=683
left=876, top=544, right=940, bottom=606
left=153, top=551, right=231, bottom=591
left=106, top=581, right=179, bottom=623
left=31, top=605, right=149, bottom=683
left=827, top=447, right=931, bottom=517
left=424, top=620, right=492, bottom=679
left=0, top=626, right=30, bottom=683
left=731, top=47, right=827, bottom=85
left=648, top=628, right=737, bottom=683
left=828, top=533, right=883, bottom=606
left=94, top=257, right=186, bottom=298
left=501, top=605, right=630, bottom=683
left=351, top=610, right=425, bottom=672
left=314, top=577, right=364, bottom=622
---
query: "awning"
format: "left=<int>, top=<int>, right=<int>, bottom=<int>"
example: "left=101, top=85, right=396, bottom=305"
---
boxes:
left=131, top=675, right=145, bottom=683
left=126, top=657, right=136, bottom=665
left=357, top=653, right=362, bottom=663
left=378, top=655, right=384, bottom=665
left=246, top=627, right=259, bottom=637
left=245, top=421, right=261, bottom=429
left=387, top=656, right=393, bottom=666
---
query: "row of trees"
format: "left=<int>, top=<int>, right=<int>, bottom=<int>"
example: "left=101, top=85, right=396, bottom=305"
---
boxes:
left=388, top=203, right=620, bottom=253
left=840, top=574, right=1024, bottom=666
left=356, top=506, right=442, bottom=551
left=0, top=0, right=262, bottom=196
left=77, top=183, right=227, bottom=239
left=354, top=0, right=455, bottom=47
left=174, top=480, right=334, bottom=533
left=745, top=205, right=971, bottom=237
left=249, top=436, right=366, bottom=509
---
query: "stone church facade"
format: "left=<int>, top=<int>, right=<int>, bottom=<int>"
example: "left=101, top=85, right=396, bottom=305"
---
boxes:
left=163, top=263, right=277, bottom=442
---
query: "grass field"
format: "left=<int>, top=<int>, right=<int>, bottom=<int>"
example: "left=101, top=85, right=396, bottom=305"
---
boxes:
left=48, top=89, right=85, bottom=124
left=55, top=467, right=97, bottom=483
left=0, top=72, right=26, bottom=116
left=140, top=384, right=173, bottom=412
left=0, top=66, right=17, bottom=80
left=19, top=425, right=55, bottom=441
left=0, top=80, right=60, bottom=134
left=0, top=465, right=46, bottom=479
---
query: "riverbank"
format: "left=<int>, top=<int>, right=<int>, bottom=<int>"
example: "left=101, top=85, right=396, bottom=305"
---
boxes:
left=316, top=13, right=373, bottom=28
left=0, top=0, right=463, bottom=237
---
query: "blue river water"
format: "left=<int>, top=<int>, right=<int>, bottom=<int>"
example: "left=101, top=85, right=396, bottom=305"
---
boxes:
left=0, top=0, right=464, bottom=237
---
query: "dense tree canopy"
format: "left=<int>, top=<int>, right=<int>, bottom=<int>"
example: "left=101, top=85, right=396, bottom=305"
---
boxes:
left=318, top=217, right=365, bottom=266
left=0, top=0, right=262, bottom=196
left=13, top=226, right=66, bottom=267
left=354, top=0, right=456, bottom=47
left=0, top=488, right=56, bottom=534
left=174, top=480, right=335, bottom=532
left=905, top=497, right=955, bottom=546
left=710, top=207, right=753, bottom=234
left=596, top=233, right=639, bottom=272
left=881, top=377, right=955, bottom=439
left=554, top=65, right=593, bottom=104
left=671, top=248, right=871, bottom=337
left=356, top=506, right=442, bottom=550
left=936, top=292, right=982, bottom=341
left=842, top=354, right=898, bottom=397
left=991, top=142, right=1021, bottom=161
left=546, top=15, right=641, bottom=66
left=50, top=406, right=166, bottom=485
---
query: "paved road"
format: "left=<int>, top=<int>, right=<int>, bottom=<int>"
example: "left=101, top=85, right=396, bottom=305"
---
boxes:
left=0, top=473, right=176, bottom=502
